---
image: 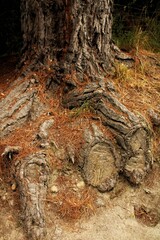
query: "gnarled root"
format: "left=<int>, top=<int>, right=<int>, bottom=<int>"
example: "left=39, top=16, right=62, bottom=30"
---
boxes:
left=15, top=153, right=49, bottom=240
left=63, top=82, right=153, bottom=189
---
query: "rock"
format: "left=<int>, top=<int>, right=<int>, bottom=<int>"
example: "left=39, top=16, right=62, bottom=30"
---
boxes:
left=143, top=188, right=152, bottom=194
left=1, top=195, right=7, bottom=201
left=11, top=182, right=17, bottom=191
left=30, top=78, right=36, bottom=84
left=51, top=186, right=59, bottom=193
left=95, top=197, right=106, bottom=207
left=39, top=142, right=50, bottom=149
left=76, top=181, right=85, bottom=189
left=9, top=200, right=14, bottom=206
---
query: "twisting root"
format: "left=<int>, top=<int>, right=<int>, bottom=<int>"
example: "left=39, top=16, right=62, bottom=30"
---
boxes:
left=15, top=152, right=49, bottom=240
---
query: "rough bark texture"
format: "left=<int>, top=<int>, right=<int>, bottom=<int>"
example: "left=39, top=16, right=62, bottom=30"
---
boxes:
left=79, top=124, right=120, bottom=192
left=0, top=76, right=48, bottom=239
left=0, top=78, right=44, bottom=138
left=15, top=153, right=49, bottom=240
left=21, top=0, right=113, bottom=78
left=1, top=147, right=49, bottom=240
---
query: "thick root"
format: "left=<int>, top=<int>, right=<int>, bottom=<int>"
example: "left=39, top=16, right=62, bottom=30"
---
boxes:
left=15, top=153, right=49, bottom=240
left=63, top=82, right=153, bottom=187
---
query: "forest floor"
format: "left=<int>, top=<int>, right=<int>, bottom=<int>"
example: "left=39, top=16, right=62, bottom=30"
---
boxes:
left=0, top=50, right=160, bottom=240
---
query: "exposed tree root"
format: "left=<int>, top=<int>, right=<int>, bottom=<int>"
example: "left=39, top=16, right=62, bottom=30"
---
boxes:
left=0, top=57, right=154, bottom=239
left=0, top=78, right=44, bottom=137
left=15, top=153, right=49, bottom=240
left=62, top=81, right=153, bottom=188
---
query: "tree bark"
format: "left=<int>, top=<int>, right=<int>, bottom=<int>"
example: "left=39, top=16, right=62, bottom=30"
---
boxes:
left=15, top=153, right=49, bottom=240
left=21, top=0, right=113, bottom=79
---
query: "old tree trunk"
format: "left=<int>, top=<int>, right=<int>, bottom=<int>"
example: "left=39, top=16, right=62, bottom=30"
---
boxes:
left=0, top=0, right=153, bottom=239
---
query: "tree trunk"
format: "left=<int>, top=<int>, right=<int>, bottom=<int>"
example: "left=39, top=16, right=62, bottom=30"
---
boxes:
left=0, top=1, right=154, bottom=239
left=21, top=0, right=113, bottom=79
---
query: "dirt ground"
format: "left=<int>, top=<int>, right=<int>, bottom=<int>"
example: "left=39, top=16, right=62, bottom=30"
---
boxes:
left=0, top=163, right=160, bottom=240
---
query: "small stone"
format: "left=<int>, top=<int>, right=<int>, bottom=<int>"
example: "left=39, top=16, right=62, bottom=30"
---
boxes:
left=51, top=186, right=58, bottom=193
left=9, top=200, right=14, bottom=206
left=39, top=142, right=50, bottom=149
left=30, top=78, right=36, bottom=84
left=96, top=197, right=106, bottom=207
left=11, top=182, right=17, bottom=191
left=55, top=227, right=63, bottom=236
left=143, top=188, right=152, bottom=194
left=1, top=195, right=6, bottom=201
left=77, top=181, right=85, bottom=189
left=73, top=187, right=78, bottom=192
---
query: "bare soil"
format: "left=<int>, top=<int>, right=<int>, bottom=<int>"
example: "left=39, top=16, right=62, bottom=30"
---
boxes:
left=0, top=164, right=160, bottom=240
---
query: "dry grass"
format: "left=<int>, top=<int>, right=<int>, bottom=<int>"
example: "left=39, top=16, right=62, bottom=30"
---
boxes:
left=113, top=50, right=160, bottom=121
left=48, top=188, right=96, bottom=221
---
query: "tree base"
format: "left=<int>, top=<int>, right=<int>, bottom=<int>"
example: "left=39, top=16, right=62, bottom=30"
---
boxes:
left=0, top=58, right=153, bottom=239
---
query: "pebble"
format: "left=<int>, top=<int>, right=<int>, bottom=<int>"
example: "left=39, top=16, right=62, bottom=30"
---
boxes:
left=1, top=195, right=7, bottom=201
left=76, top=181, right=85, bottom=189
left=96, top=197, right=106, bottom=207
left=9, top=200, right=14, bottom=206
left=40, top=142, right=50, bottom=149
left=144, top=188, right=152, bottom=194
left=51, top=186, right=59, bottom=193
left=30, top=78, right=36, bottom=84
left=11, top=182, right=17, bottom=191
